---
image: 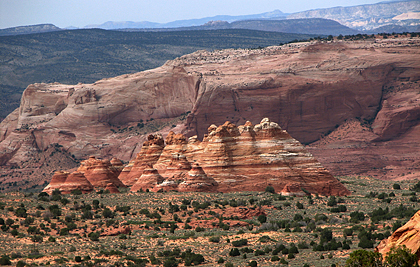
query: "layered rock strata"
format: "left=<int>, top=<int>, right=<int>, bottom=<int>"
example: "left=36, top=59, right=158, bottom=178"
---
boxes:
left=2, top=38, right=420, bottom=189
left=43, top=156, right=126, bottom=194
left=76, top=156, right=126, bottom=188
left=58, top=172, right=93, bottom=194
left=375, top=209, right=420, bottom=264
left=125, top=118, right=350, bottom=195
left=42, top=171, right=69, bottom=195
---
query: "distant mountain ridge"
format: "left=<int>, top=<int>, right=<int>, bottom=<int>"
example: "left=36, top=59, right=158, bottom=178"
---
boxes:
left=123, top=18, right=360, bottom=36
left=0, top=24, right=61, bottom=36
left=84, top=10, right=287, bottom=29
left=288, top=0, right=420, bottom=31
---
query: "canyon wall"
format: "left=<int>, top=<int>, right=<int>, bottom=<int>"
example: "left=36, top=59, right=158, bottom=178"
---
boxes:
left=0, top=37, right=419, bottom=190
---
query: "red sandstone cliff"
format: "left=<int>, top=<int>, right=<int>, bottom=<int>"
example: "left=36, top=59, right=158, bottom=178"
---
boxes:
left=375, top=209, right=420, bottom=263
left=1, top=37, right=420, bottom=190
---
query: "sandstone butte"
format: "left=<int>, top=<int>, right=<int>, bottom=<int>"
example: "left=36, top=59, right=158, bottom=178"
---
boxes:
left=43, top=156, right=125, bottom=194
left=43, top=118, right=350, bottom=196
left=1, top=36, right=420, bottom=191
left=375, top=209, right=420, bottom=264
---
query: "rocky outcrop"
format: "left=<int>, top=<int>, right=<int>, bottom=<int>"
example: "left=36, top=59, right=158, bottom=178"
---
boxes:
left=375, top=209, right=420, bottom=263
left=76, top=156, right=126, bottom=188
left=42, top=171, right=69, bottom=195
left=126, top=118, right=350, bottom=195
left=118, top=134, right=165, bottom=187
left=58, top=172, right=93, bottom=194
left=130, top=165, right=165, bottom=192
left=177, top=163, right=218, bottom=192
left=2, top=37, right=420, bottom=190
left=105, top=183, right=120, bottom=193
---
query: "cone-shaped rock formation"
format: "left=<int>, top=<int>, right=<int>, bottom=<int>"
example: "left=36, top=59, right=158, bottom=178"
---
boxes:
left=77, top=156, right=126, bottom=188
left=59, top=172, right=93, bottom=194
left=43, top=171, right=69, bottom=195
left=43, top=118, right=349, bottom=195
left=122, top=118, right=350, bottom=195
left=130, top=165, right=165, bottom=192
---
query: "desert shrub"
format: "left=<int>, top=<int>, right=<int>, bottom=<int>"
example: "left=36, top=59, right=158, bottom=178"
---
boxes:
left=48, top=204, right=61, bottom=218
left=315, top=213, right=328, bottom=222
left=232, top=239, right=248, bottom=247
left=345, top=249, right=382, bottom=266
left=358, top=235, right=374, bottom=249
left=257, top=214, right=267, bottom=224
left=209, top=236, right=220, bottom=243
left=88, top=231, right=100, bottom=241
left=149, top=254, right=161, bottom=265
left=14, top=207, right=27, bottom=218
left=71, top=189, right=82, bottom=195
left=225, top=263, right=234, bottom=267
left=377, top=192, right=388, bottom=199
left=181, top=249, right=204, bottom=266
left=385, top=245, right=418, bottom=267
left=393, top=183, right=401, bottom=190
left=320, top=228, right=333, bottom=243
left=102, top=207, right=114, bottom=218
left=168, top=203, right=180, bottom=213
left=0, top=255, right=11, bottom=265
left=16, top=260, right=26, bottom=267
left=193, top=226, right=204, bottom=232
left=280, top=258, right=288, bottom=264
left=392, top=221, right=403, bottom=232
left=298, top=241, right=309, bottom=249
left=31, top=235, right=43, bottom=243
left=410, top=181, right=420, bottom=192
left=343, top=228, right=353, bottom=237
left=254, top=249, right=265, bottom=256
left=249, top=260, right=257, bottom=267
left=327, top=196, right=337, bottom=206
left=163, top=257, right=178, bottom=267
left=229, top=248, right=240, bottom=257
left=350, top=211, right=365, bottom=223
left=265, top=186, right=275, bottom=194
left=296, top=202, right=304, bottom=209
left=330, top=205, right=347, bottom=213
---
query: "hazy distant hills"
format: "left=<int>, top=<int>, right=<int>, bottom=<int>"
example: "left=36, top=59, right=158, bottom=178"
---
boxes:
left=122, top=18, right=359, bottom=36
left=288, top=0, right=420, bottom=31
left=230, top=18, right=359, bottom=35
left=0, top=29, right=316, bottom=119
left=0, top=24, right=61, bottom=36
left=85, top=10, right=287, bottom=29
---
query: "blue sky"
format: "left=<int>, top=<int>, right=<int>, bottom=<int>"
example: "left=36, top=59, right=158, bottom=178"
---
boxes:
left=1, top=0, right=384, bottom=29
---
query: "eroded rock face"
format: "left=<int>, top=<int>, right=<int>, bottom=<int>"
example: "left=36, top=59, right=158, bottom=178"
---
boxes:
left=42, top=171, right=69, bottom=195
left=126, top=118, right=349, bottom=195
left=375, top=209, right=420, bottom=263
left=2, top=38, right=420, bottom=189
left=77, top=156, right=126, bottom=188
left=119, top=134, right=165, bottom=186
left=105, top=183, right=120, bottom=194
left=58, top=172, right=93, bottom=194
left=130, top=165, right=165, bottom=192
